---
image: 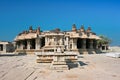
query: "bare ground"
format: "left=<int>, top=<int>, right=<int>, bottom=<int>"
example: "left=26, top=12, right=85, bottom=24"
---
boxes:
left=0, top=54, right=120, bottom=80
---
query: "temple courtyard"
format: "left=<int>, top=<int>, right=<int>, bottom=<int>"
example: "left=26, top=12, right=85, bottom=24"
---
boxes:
left=0, top=54, right=120, bottom=80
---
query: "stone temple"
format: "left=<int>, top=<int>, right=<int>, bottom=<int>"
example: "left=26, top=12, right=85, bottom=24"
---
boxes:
left=14, top=24, right=100, bottom=66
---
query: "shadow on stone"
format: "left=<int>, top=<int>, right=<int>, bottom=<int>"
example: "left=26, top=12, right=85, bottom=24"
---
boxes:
left=78, top=56, right=84, bottom=58
left=78, top=61, right=88, bottom=66
left=0, top=53, right=18, bottom=56
left=66, top=60, right=78, bottom=69
left=17, top=53, right=27, bottom=56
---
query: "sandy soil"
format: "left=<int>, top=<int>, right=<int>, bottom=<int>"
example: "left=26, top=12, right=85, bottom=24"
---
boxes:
left=0, top=54, right=120, bottom=80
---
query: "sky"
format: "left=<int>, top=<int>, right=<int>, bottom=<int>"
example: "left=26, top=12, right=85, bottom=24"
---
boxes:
left=0, top=0, right=120, bottom=46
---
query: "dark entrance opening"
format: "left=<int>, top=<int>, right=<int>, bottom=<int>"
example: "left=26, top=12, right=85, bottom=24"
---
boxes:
left=41, top=37, right=45, bottom=47
left=102, top=46, right=105, bottom=50
left=23, top=40, right=27, bottom=49
left=86, top=39, right=90, bottom=49
left=77, top=38, right=82, bottom=49
left=0, top=44, right=3, bottom=51
left=30, top=39, right=35, bottom=49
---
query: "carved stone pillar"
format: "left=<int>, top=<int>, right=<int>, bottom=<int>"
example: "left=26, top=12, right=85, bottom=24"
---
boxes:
left=59, top=37, right=62, bottom=45
left=45, top=37, right=47, bottom=46
left=105, top=46, right=107, bottom=51
left=93, top=40, right=97, bottom=49
left=35, top=38, right=41, bottom=50
left=3, top=44, right=6, bottom=52
left=27, top=40, right=30, bottom=50
left=74, top=39, right=77, bottom=49
left=66, top=37, right=69, bottom=50
left=90, top=39, right=93, bottom=49
left=82, top=39, right=86, bottom=49
left=72, top=38, right=77, bottom=49
left=72, top=38, right=74, bottom=49
left=16, top=42, right=20, bottom=49
left=20, top=41, right=23, bottom=50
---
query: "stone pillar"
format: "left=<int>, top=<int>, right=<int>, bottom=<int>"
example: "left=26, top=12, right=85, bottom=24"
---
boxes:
left=18, top=42, right=21, bottom=49
left=16, top=42, right=19, bottom=49
left=90, top=39, right=93, bottom=49
left=66, top=37, right=69, bottom=50
left=71, top=38, right=77, bottom=49
left=60, top=37, right=63, bottom=45
left=51, top=37, right=53, bottom=45
left=35, top=38, right=41, bottom=50
left=45, top=37, right=47, bottom=46
left=104, top=45, right=106, bottom=51
left=20, top=41, right=23, bottom=50
left=93, top=40, right=97, bottom=49
left=96, top=40, right=99, bottom=49
left=27, top=40, right=30, bottom=50
left=72, top=38, right=74, bottom=49
left=74, top=39, right=77, bottom=49
left=47, top=37, right=49, bottom=45
left=3, top=44, right=6, bottom=52
left=82, top=39, right=86, bottom=49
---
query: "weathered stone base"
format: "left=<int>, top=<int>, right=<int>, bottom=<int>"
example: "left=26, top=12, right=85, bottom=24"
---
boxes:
left=36, top=59, right=53, bottom=63
left=77, top=49, right=97, bottom=54
left=50, top=61, right=69, bottom=70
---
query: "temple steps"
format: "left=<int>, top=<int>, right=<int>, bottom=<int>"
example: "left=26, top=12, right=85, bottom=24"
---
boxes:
left=50, top=61, right=69, bottom=70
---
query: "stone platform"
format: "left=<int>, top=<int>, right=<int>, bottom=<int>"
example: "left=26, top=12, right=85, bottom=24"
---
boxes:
left=35, top=51, right=78, bottom=70
left=50, top=61, right=69, bottom=70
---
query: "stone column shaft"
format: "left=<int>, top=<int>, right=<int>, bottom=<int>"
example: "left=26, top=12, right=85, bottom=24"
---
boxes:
left=27, top=40, right=30, bottom=50
left=72, top=38, right=77, bottom=49
left=72, top=38, right=74, bottom=49
left=94, top=40, right=97, bottom=49
left=90, top=40, right=93, bottom=49
left=45, top=37, right=47, bottom=46
left=82, top=39, right=86, bottom=49
left=60, top=37, right=63, bottom=45
left=17, top=42, right=21, bottom=49
left=3, top=44, right=6, bottom=52
left=16, top=43, right=19, bottom=49
left=35, top=38, right=41, bottom=50
left=66, top=37, right=69, bottom=50
left=105, top=46, right=106, bottom=50
left=74, top=39, right=77, bottom=49
left=20, top=41, right=23, bottom=50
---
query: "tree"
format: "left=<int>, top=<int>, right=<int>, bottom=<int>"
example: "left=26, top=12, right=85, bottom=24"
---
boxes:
left=97, top=35, right=112, bottom=46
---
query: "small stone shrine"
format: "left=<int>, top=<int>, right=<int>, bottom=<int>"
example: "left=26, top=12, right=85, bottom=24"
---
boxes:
left=50, top=47, right=69, bottom=70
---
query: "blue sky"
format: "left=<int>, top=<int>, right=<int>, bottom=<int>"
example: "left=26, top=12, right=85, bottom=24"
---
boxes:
left=0, top=0, right=120, bottom=45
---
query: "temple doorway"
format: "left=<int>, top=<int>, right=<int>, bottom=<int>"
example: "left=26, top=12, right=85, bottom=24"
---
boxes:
left=41, top=37, right=45, bottom=47
left=0, top=44, right=3, bottom=51
left=30, top=39, right=35, bottom=49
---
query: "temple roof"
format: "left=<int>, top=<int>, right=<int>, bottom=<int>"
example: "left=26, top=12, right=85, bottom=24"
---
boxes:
left=14, top=33, right=37, bottom=41
left=14, top=25, right=100, bottom=41
left=0, top=41, right=10, bottom=44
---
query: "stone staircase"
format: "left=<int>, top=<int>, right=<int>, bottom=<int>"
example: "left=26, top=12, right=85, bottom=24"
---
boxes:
left=50, top=61, right=69, bottom=70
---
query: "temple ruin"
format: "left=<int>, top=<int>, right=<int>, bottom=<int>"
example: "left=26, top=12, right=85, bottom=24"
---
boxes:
left=15, top=24, right=100, bottom=53
left=14, top=24, right=100, bottom=67
left=0, top=41, right=14, bottom=53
